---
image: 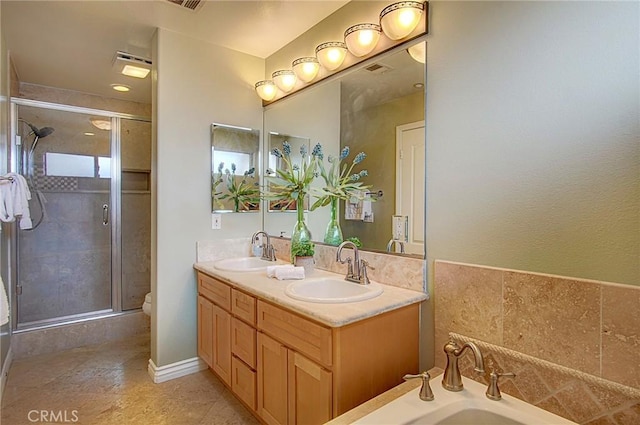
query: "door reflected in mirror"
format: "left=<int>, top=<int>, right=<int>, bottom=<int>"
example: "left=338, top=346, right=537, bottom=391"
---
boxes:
left=211, top=123, right=260, bottom=213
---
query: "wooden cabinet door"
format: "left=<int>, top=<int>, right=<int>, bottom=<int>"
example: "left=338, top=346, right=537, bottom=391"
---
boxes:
left=197, top=295, right=214, bottom=368
left=212, top=304, right=232, bottom=386
left=287, top=351, right=332, bottom=425
left=257, top=333, right=288, bottom=425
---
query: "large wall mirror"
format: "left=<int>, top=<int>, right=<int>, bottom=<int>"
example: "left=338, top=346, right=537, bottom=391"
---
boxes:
left=263, top=39, right=426, bottom=257
left=211, top=123, right=260, bottom=213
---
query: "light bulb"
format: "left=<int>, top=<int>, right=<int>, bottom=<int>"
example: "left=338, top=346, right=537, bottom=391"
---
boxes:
left=315, top=42, right=347, bottom=71
left=380, top=1, right=424, bottom=41
left=344, top=23, right=381, bottom=57
left=255, top=80, right=277, bottom=101
left=292, top=57, right=320, bottom=83
left=272, top=70, right=297, bottom=92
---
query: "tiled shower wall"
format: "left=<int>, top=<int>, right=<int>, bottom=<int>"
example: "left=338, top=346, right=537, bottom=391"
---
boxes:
left=434, top=260, right=640, bottom=425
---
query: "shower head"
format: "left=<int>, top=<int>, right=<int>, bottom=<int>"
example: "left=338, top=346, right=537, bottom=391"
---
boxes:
left=20, top=120, right=55, bottom=138
left=35, top=127, right=55, bottom=138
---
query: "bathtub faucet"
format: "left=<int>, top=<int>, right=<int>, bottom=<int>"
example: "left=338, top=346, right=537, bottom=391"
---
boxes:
left=442, top=340, right=485, bottom=391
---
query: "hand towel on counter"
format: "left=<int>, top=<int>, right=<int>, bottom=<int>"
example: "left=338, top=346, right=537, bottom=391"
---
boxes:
left=267, top=264, right=294, bottom=278
left=274, top=266, right=305, bottom=281
left=1, top=275, right=9, bottom=326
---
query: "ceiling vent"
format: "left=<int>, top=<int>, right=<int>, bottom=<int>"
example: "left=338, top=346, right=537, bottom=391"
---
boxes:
left=166, top=0, right=204, bottom=12
left=365, top=63, right=392, bottom=74
left=113, top=51, right=152, bottom=69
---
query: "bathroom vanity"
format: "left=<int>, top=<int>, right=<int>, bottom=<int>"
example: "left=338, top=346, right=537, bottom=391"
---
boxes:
left=194, top=263, right=427, bottom=425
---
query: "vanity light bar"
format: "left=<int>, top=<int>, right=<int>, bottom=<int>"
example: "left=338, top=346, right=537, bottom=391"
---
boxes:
left=254, top=1, right=427, bottom=102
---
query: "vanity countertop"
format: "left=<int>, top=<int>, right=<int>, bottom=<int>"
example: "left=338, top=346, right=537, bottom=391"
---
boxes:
left=194, top=261, right=428, bottom=328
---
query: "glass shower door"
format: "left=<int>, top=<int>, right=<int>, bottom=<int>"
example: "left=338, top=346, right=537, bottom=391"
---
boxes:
left=120, top=118, right=151, bottom=311
left=16, top=105, right=113, bottom=326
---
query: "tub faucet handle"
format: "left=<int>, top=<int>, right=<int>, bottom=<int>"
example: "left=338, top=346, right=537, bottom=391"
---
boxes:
left=485, top=370, right=516, bottom=401
left=403, top=371, right=434, bottom=401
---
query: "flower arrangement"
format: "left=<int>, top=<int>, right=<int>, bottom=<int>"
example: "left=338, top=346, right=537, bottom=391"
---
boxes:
left=212, top=162, right=260, bottom=212
left=262, top=141, right=324, bottom=209
left=311, top=146, right=371, bottom=210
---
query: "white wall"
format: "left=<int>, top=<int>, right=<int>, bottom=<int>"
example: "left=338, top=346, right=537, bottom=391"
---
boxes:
left=153, top=28, right=264, bottom=366
left=426, top=1, right=639, bottom=286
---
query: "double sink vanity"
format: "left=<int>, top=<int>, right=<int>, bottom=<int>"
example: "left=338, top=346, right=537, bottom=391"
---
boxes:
left=194, top=251, right=427, bottom=424
left=195, top=249, right=579, bottom=425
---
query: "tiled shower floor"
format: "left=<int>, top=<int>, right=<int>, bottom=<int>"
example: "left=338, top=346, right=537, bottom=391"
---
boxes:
left=1, top=334, right=259, bottom=424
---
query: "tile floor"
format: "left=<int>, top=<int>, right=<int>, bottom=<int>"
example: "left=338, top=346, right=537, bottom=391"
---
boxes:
left=1, top=334, right=259, bottom=424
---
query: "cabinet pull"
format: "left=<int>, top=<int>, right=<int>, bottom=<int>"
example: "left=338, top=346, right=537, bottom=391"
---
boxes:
left=102, top=204, right=109, bottom=226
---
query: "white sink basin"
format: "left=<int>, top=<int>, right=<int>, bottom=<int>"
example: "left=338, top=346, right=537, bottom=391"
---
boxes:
left=285, top=277, right=383, bottom=303
left=354, top=373, right=576, bottom=425
left=213, top=257, right=283, bottom=272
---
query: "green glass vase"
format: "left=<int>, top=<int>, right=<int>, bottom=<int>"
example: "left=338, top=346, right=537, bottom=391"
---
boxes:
left=323, top=197, right=343, bottom=246
left=291, top=195, right=312, bottom=262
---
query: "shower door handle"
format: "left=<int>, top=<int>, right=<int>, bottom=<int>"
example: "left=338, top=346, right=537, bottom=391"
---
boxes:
left=102, top=204, right=109, bottom=226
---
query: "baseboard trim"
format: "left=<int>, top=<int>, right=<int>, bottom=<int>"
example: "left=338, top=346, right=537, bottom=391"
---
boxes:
left=0, top=345, right=14, bottom=402
left=147, top=356, right=208, bottom=383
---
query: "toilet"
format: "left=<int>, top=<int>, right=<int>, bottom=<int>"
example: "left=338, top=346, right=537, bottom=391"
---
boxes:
left=142, top=292, right=151, bottom=316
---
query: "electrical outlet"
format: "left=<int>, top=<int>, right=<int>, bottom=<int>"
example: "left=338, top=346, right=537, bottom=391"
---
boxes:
left=392, top=215, right=406, bottom=240
left=212, top=213, right=222, bottom=229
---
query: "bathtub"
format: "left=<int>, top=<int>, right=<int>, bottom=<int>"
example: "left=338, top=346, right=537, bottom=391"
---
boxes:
left=352, top=373, right=576, bottom=425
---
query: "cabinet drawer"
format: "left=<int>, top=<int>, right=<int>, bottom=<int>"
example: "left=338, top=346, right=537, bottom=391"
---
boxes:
left=257, top=301, right=332, bottom=368
left=232, top=356, right=256, bottom=411
left=232, top=289, right=256, bottom=325
left=198, top=272, right=231, bottom=310
left=232, top=317, right=256, bottom=369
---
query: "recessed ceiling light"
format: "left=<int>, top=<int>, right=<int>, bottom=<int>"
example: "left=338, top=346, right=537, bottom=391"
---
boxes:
left=111, top=84, right=130, bottom=92
left=122, top=65, right=150, bottom=79
left=84, top=132, right=95, bottom=136
left=90, top=118, right=111, bottom=131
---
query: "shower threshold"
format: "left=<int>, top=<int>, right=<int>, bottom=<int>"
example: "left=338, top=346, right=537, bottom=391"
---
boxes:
left=14, top=309, right=141, bottom=333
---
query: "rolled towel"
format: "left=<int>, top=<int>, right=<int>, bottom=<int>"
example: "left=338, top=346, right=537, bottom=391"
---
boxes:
left=274, top=266, right=305, bottom=281
left=267, top=264, right=294, bottom=278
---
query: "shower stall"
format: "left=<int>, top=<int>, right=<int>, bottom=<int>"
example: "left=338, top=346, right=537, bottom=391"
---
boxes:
left=10, top=99, right=151, bottom=330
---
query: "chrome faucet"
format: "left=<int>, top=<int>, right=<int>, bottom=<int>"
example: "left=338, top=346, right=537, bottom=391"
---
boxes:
left=251, top=231, right=276, bottom=261
left=442, top=340, right=485, bottom=391
left=336, top=241, right=373, bottom=284
left=386, top=239, right=406, bottom=253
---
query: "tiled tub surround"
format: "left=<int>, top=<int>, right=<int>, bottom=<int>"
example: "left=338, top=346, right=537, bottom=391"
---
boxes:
left=197, top=237, right=426, bottom=293
left=434, top=260, right=640, bottom=425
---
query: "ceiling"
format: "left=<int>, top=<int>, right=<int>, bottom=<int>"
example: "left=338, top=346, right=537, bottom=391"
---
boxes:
left=1, top=0, right=349, bottom=104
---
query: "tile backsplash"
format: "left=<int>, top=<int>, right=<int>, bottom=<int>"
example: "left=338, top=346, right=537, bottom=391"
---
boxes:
left=272, top=237, right=425, bottom=292
left=434, top=260, right=640, bottom=425
left=196, top=238, right=425, bottom=293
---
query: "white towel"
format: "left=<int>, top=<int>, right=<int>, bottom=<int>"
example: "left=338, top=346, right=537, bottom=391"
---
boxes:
left=9, top=173, right=32, bottom=229
left=1, top=275, right=9, bottom=326
left=0, top=180, right=13, bottom=223
left=267, top=264, right=294, bottom=278
left=274, top=266, right=305, bottom=281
